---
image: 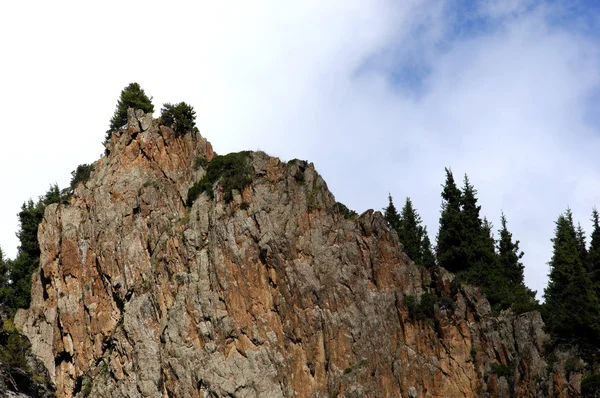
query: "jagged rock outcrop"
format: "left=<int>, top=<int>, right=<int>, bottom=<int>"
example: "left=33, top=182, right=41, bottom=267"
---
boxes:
left=15, top=110, right=585, bottom=397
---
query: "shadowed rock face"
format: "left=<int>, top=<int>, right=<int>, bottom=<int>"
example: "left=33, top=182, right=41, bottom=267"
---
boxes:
left=15, top=110, right=583, bottom=397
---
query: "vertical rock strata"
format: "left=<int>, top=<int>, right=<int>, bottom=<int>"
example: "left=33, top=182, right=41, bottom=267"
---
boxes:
left=16, top=111, right=582, bottom=397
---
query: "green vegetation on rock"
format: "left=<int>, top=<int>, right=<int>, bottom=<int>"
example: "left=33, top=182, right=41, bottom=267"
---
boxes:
left=187, top=151, right=253, bottom=205
left=544, top=209, right=600, bottom=343
left=384, top=195, right=435, bottom=268
left=160, top=102, right=198, bottom=136
left=104, top=82, right=154, bottom=151
left=335, top=202, right=358, bottom=219
left=0, top=185, right=61, bottom=311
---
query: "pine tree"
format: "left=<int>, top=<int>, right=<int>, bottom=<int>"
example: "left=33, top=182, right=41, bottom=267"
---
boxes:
left=437, top=168, right=463, bottom=273
left=497, top=212, right=525, bottom=286
left=0, top=247, right=10, bottom=314
left=421, top=227, right=437, bottom=268
left=496, top=212, right=538, bottom=313
left=383, top=194, right=401, bottom=234
left=3, top=185, right=62, bottom=310
left=588, top=208, right=600, bottom=297
left=160, top=102, right=198, bottom=136
left=105, top=83, right=154, bottom=152
left=0, top=247, right=8, bottom=288
left=455, top=176, right=500, bottom=298
left=460, top=175, right=484, bottom=268
left=385, top=195, right=433, bottom=267
left=398, top=197, right=423, bottom=263
left=479, top=217, right=498, bottom=266
left=544, top=210, right=600, bottom=342
left=576, top=222, right=588, bottom=270
left=108, top=83, right=154, bottom=131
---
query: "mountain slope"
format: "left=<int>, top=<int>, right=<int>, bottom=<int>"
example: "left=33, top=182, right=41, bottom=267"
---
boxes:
left=15, top=110, right=581, bottom=397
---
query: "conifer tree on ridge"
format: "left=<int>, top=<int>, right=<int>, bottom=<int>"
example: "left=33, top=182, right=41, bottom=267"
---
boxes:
left=544, top=209, right=600, bottom=342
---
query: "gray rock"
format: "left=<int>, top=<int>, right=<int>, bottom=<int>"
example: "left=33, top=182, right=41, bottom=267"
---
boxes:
left=16, top=115, right=581, bottom=397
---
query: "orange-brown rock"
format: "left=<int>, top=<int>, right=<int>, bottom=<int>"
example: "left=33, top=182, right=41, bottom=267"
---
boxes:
left=15, top=110, right=583, bottom=397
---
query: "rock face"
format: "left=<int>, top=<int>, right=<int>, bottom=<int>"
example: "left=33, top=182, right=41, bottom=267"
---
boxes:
left=16, top=110, right=584, bottom=397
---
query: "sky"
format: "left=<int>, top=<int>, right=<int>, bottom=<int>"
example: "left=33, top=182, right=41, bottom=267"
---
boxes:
left=1, top=0, right=599, bottom=299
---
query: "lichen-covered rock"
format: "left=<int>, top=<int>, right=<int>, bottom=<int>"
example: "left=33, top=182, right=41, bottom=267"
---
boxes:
left=15, top=112, right=585, bottom=397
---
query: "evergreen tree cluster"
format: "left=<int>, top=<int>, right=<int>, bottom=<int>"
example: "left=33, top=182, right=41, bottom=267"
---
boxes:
left=384, top=195, right=436, bottom=268
left=544, top=208, right=600, bottom=343
left=0, top=185, right=61, bottom=312
left=104, top=83, right=199, bottom=153
left=435, top=168, right=536, bottom=313
left=385, top=166, right=600, bottom=346
left=386, top=168, right=536, bottom=314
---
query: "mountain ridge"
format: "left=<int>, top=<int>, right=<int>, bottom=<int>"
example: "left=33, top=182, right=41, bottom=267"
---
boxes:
left=15, top=109, right=583, bottom=397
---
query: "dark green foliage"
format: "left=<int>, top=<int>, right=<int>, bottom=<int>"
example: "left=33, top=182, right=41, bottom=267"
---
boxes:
left=498, top=213, right=525, bottom=286
left=160, top=102, right=198, bottom=136
left=459, top=175, right=484, bottom=270
left=544, top=210, right=600, bottom=343
left=417, top=292, right=437, bottom=320
left=0, top=318, right=54, bottom=395
left=193, top=155, right=207, bottom=171
left=0, top=328, right=31, bottom=369
left=0, top=185, right=61, bottom=311
left=69, top=164, right=94, bottom=193
left=105, top=83, right=154, bottom=151
left=398, top=197, right=424, bottom=264
left=434, top=170, right=537, bottom=313
left=458, top=179, right=500, bottom=285
left=383, top=194, right=401, bottom=233
left=577, top=223, right=588, bottom=269
left=402, top=295, right=418, bottom=317
left=108, top=83, right=154, bottom=132
left=436, top=168, right=464, bottom=273
left=510, top=286, right=540, bottom=315
left=403, top=292, right=454, bottom=321
left=335, top=202, right=358, bottom=219
left=588, top=208, right=600, bottom=297
left=581, top=373, right=600, bottom=397
left=421, top=227, right=437, bottom=268
left=470, top=347, right=477, bottom=362
left=447, top=176, right=500, bottom=311
left=187, top=151, right=252, bottom=205
left=385, top=195, right=434, bottom=267
left=491, top=213, right=539, bottom=314
left=490, top=363, right=513, bottom=378
left=0, top=248, right=8, bottom=291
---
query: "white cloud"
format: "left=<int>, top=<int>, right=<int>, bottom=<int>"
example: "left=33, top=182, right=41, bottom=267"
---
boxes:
left=1, top=1, right=599, bottom=300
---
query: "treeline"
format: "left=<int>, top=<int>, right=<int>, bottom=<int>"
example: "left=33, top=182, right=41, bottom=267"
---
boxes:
left=385, top=167, right=600, bottom=345
left=0, top=185, right=61, bottom=312
left=545, top=209, right=600, bottom=344
left=384, top=168, right=536, bottom=315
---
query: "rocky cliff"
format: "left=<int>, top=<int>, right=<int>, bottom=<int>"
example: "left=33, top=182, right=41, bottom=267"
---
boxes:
left=15, top=110, right=585, bottom=397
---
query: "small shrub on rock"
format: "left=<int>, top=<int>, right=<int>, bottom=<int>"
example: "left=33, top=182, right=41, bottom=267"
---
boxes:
left=490, top=363, right=513, bottom=378
left=581, top=373, right=600, bottom=397
left=187, top=151, right=252, bottom=205
left=336, top=202, right=358, bottom=220
left=70, top=164, right=94, bottom=192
